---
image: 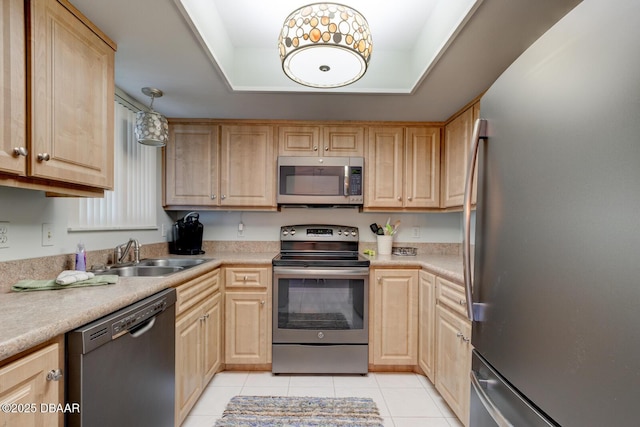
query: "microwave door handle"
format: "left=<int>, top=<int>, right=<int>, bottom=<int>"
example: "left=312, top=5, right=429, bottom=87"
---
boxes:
left=344, top=166, right=349, bottom=197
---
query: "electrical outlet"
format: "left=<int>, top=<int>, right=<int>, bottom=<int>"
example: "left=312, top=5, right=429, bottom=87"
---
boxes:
left=0, top=221, right=9, bottom=249
left=237, top=222, right=245, bottom=238
left=411, top=226, right=421, bottom=238
left=42, top=223, right=55, bottom=246
left=161, top=223, right=167, bottom=237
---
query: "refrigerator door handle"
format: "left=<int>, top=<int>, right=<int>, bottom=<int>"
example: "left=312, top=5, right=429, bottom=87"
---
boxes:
left=471, top=369, right=514, bottom=427
left=463, top=119, right=488, bottom=321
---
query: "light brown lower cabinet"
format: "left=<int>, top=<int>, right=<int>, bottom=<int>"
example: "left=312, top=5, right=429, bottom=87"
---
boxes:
left=175, top=269, right=222, bottom=426
left=370, top=268, right=418, bottom=366
left=435, top=277, right=472, bottom=426
left=418, top=270, right=436, bottom=382
left=224, top=266, right=272, bottom=366
left=0, top=339, right=64, bottom=427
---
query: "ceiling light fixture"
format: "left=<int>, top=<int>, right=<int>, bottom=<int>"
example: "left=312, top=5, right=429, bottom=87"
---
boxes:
left=135, top=87, right=169, bottom=147
left=278, top=3, right=373, bottom=88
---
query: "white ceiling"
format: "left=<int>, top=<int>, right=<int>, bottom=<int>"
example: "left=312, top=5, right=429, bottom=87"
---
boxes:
left=69, top=0, right=581, bottom=121
left=175, top=0, right=481, bottom=93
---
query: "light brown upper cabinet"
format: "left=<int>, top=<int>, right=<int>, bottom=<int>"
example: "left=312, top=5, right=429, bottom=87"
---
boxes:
left=165, top=123, right=220, bottom=207
left=165, top=122, right=276, bottom=210
left=0, top=0, right=27, bottom=177
left=1, top=0, right=115, bottom=195
left=220, top=125, right=276, bottom=208
left=441, top=102, right=480, bottom=208
left=365, top=126, right=440, bottom=210
left=278, top=124, right=364, bottom=156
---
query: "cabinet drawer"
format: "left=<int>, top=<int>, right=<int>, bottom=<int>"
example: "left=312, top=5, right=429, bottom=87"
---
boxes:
left=436, top=277, right=467, bottom=317
left=175, top=268, right=220, bottom=316
left=224, top=267, right=270, bottom=289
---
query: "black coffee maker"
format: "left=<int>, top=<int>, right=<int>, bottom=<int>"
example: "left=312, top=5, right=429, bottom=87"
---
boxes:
left=169, top=212, right=205, bottom=255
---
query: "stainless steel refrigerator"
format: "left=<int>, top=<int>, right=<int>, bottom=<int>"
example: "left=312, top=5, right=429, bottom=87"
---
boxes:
left=465, top=0, right=640, bottom=425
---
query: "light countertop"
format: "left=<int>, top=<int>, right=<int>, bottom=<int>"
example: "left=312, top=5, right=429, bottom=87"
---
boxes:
left=0, top=251, right=461, bottom=362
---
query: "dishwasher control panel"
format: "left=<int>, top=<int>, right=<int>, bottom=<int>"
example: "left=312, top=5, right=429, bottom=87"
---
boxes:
left=112, top=299, right=168, bottom=336
left=67, top=288, right=176, bottom=355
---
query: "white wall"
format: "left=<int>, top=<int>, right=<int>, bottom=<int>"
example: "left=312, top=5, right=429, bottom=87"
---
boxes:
left=184, top=209, right=464, bottom=244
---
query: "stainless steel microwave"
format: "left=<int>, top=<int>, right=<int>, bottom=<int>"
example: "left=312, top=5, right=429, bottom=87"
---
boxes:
left=277, top=156, right=364, bottom=206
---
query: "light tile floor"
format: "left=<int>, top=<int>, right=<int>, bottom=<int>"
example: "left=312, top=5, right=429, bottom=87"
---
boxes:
left=182, top=371, right=464, bottom=427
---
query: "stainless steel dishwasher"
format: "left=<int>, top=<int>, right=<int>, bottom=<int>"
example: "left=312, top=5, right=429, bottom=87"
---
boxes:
left=66, top=288, right=176, bottom=427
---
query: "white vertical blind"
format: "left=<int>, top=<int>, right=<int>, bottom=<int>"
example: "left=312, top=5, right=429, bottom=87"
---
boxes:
left=68, top=101, right=158, bottom=230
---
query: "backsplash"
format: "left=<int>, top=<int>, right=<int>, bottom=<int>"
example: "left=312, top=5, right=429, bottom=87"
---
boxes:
left=0, top=240, right=461, bottom=293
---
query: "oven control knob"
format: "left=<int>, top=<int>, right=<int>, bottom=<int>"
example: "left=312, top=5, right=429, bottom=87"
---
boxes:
left=317, top=332, right=325, bottom=339
left=282, top=229, right=288, bottom=235
left=351, top=229, right=357, bottom=236
left=290, top=228, right=296, bottom=235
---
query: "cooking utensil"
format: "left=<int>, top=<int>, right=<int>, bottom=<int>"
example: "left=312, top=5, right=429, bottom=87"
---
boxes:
left=369, top=223, right=380, bottom=235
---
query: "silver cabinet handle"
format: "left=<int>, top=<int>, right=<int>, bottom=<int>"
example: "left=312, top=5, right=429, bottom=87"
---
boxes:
left=471, top=370, right=514, bottom=427
left=46, top=369, right=63, bottom=381
left=313, top=146, right=318, bottom=151
left=459, top=299, right=466, bottom=305
left=397, top=196, right=402, bottom=201
left=324, top=146, right=329, bottom=151
left=13, top=147, right=28, bottom=157
left=221, top=195, right=226, bottom=200
left=37, top=153, right=51, bottom=162
left=243, top=275, right=248, bottom=281
left=211, top=194, right=216, bottom=200
left=463, top=118, right=487, bottom=321
left=260, top=300, right=265, bottom=305
left=408, top=196, right=413, bottom=201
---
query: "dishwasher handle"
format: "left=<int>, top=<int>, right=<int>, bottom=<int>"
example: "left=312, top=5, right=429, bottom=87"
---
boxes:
left=129, top=317, right=156, bottom=338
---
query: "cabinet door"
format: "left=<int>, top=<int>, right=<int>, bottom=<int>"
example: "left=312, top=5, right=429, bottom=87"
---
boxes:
left=435, top=305, right=472, bottom=426
left=202, top=292, right=222, bottom=385
left=442, top=107, right=473, bottom=207
left=220, top=125, right=275, bottom=207
left=0, top=0, right=26, bottom=176
left=405, top=127, right=440, bottom=208
left=278, top=125, right=321, bottom=155
left=225, top=292, right=269, bottom=364
left=321, top=126, right=364, bottom=156
left=418, top=271, right=436, bottom=382
left=372, top=269, right=418, bottom=365
left=0, top=343, right=61, bottom=427
left=30, top=0, right=115, bottom=189
left=165, top=124, right=219, bottom=206
left=366, top=127, right=404, bottom=208
left=175, top=306, right=204, bottom=426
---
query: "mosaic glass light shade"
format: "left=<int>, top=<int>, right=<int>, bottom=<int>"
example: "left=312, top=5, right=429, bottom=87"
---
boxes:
left=135, top=87, right=169, bottom=147
left=135, top=111, right=169, bottom=147
left=278, top=3, right=373, bottom=88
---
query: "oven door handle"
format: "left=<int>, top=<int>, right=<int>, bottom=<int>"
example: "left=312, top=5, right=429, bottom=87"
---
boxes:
left=273, top=267, right=369, bottom=277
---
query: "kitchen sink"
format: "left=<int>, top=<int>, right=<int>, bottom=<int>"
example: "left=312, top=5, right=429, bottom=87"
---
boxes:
left=137, top=258, right=210, bottom=268
left=92, top=258, right=213, bottom=277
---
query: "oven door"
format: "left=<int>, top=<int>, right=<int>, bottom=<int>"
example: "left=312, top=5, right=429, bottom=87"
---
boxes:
left=272, top=267, right=369, bottom=344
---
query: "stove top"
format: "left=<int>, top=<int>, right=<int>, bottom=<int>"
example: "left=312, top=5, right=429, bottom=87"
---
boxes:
left=272, top=252, right=370, bottom=268
left=273, top=224, right=370, bottom=268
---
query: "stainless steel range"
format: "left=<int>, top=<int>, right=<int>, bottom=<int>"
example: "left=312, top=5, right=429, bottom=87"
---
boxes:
left=272, top=224, right=370, bottom=374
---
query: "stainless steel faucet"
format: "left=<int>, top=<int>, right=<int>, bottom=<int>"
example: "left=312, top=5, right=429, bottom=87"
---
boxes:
left=114, top=238, right=141, bottom=265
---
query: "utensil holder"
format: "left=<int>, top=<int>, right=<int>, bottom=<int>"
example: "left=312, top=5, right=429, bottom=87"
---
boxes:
left=377, top=235, right=393, bottom=255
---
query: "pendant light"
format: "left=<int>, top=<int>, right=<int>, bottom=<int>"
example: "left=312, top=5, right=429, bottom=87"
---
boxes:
left=278, top=3, right=373, bottom=88
left=135, top=87, right=169, bottom=147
